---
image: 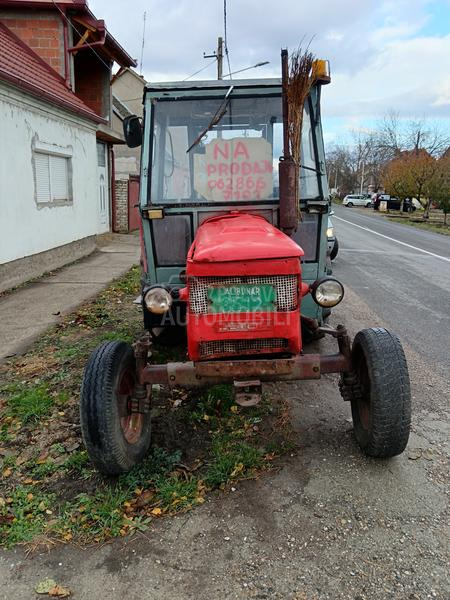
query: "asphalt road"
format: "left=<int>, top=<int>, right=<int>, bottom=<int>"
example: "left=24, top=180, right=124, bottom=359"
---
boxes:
left=1, top=211, right=449, bottom=599
left=331, top=205, right=450, bottom=380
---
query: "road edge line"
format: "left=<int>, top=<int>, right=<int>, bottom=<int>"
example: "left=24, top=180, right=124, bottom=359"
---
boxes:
left=333, top=216, right=450, bottom=263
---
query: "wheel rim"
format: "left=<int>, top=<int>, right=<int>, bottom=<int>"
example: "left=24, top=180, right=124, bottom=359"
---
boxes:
left=356, top=354, right=371, bottom=431
left=118, top=367, right=144, bottom=445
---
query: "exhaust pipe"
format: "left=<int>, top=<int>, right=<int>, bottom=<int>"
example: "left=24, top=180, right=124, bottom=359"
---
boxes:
left=279, top=49, right=297, bottom=236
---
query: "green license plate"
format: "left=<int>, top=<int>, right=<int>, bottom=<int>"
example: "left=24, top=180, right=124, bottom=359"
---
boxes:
left=207, top=284, right=276, bottom=313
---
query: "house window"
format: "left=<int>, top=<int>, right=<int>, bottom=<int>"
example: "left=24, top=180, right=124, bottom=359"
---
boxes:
left=33, top=142, right=73, bottom=205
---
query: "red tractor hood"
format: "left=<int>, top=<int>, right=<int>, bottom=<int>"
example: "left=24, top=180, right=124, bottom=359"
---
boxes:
left=188, top=213, right=303, bottom=263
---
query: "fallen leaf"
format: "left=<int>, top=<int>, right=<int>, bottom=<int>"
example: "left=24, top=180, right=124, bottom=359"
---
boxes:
left=408, top=449, right=422, bottom=460
left=202, top=414, right=210, bottom=421
left=48, top=584, right=71, bottom=597
left=134, top=490, right=155, bottom=508
left=230, top=462, right=244, bottom=477
left=151, top=507, right=162, bottom=516
left=35, top=578, right=58, bottom=594
left=64, top=442, right=80, bottom=452
left=230, top=405, right=238, bottom=413
left=422, top=449, right=433, bottom=461
left=16, top=454, right=29, bottom=466
left=0, top=448, right=15, bottom=458
left=36, top=452, right=49, bottom=465
left=2, top=468, right=12, bottom=478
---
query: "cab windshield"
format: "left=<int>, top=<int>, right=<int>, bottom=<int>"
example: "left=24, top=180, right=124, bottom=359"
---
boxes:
left=149, top=95, right=319, bottom=204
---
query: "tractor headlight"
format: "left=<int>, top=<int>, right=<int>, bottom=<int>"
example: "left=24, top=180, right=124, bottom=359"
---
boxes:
left=326, top=226, right=334, bottom=238
left=144, top=287, right=173, bottom=314
left=311, top=278, right=344, bottom=308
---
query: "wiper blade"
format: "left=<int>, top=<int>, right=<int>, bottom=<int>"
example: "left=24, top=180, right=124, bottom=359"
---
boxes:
left=186, top=85, right=234, bottom=153
left=300, top=164, right=322, bottom=174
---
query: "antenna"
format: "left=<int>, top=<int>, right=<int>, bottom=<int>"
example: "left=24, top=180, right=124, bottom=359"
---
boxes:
left=140, top=11, right=147, bottom=76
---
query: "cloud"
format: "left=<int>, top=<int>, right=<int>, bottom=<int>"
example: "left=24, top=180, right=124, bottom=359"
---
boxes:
left=324, top=34, right=450, bottom=120
left=88, top=0, right=450, bottom=135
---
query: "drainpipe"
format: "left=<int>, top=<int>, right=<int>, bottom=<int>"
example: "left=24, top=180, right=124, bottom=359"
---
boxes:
left=111, top=146, right=117, bottom=232
left=62, top=17, right=71, bottom=88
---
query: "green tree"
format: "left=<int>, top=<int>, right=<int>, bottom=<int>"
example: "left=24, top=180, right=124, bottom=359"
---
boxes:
left=383, top=150, right=439, bottom=217
left=426, top=155, right=450, bottom=225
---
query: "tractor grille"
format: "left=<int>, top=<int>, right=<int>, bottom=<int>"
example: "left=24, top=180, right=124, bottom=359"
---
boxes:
left=199, top=338, right=288, bottom=359
left=189, top=275, right=298, bottom=314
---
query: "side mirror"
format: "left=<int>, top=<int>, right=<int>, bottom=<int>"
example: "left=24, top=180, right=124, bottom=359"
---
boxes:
left=123, top=115, right=142, bottom=148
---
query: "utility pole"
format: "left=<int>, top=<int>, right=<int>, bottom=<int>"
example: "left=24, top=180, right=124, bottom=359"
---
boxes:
left=217, top=36, right=223, bottom=80
left=359, top=161, right=365, bottom=195
left=204, top=37, right=224, bottom=80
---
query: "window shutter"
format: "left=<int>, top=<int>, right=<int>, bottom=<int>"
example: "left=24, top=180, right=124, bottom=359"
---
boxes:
left=50, top=155, right=69, bottom=201
left=35, top=152, right=51, bottom=203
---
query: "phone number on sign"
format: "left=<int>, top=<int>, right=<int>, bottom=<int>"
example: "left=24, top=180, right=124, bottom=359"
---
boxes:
left=208, top=176, right=269, bottom=200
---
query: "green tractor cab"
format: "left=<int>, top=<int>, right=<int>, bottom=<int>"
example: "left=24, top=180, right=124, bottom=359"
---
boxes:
left=80, top=54, right=411, bottom=475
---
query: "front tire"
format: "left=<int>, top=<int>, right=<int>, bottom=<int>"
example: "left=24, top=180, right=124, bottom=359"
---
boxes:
left=346, top=202, right=353, bottom=207
left=330, top=238, right=339, bottom=260
left=340, top=328, right=411, bottom=457
left=80, top=341, right=152, bottom=475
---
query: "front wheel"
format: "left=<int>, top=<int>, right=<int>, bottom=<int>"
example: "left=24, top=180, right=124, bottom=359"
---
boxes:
left=80, top=341, right=152, bottom=474
left=365, top=202, right=371, bottom=208
left=340, top=328, right=411, bottom=457
left=346, top=202, right=353, bottom=207
left=330, top=238, right=339, bottom=260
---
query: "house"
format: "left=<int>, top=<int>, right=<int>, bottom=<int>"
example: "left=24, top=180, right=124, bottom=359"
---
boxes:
left=0, top=0, right=136, bottom=292
left=111, top=67, right=146, bottom=232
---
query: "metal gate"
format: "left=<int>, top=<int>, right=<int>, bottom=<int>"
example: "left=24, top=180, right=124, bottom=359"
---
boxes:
left=128, top=175, right=140, bottom=232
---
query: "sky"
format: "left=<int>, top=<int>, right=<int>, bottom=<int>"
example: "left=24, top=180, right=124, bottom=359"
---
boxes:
left=88, top=0, right=450, bottom=145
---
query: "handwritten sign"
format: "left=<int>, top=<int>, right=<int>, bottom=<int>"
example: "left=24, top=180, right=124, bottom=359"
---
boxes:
left=194, top=137, right=273, bottom=202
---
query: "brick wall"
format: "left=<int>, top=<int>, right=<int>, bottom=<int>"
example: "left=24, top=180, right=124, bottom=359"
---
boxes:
left=0, top=10, right=64, bottom=77
left=74, top=52, right=109, bottom=117
left=115, top=178, right=129, bottom=233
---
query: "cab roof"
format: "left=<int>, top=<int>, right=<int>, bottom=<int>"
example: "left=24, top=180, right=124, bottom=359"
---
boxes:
left=145, top=78, right=282, bottom=96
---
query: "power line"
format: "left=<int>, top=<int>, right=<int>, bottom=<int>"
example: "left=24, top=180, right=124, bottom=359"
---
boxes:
left=183, top=58, right=217, bottom=81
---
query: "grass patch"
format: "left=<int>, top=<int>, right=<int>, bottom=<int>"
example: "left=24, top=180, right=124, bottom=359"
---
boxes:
left=0, top=266, right=294, bottom=549
left=205, top=433, right=265, bottom=487
left=2, top=383, right=55, bottom=424
left=385, top=216, right=450, bottom=236
left=0, top=486, right=55, bottom=547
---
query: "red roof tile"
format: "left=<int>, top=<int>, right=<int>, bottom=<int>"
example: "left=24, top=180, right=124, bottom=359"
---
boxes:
left=0, top=21, right=103, bottom=122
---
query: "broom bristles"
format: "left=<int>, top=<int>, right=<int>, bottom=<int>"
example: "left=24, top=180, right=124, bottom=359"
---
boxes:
left=286, top=46, right=315, bottom=214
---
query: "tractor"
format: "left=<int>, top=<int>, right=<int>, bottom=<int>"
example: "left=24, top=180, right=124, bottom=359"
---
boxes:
left=80, top=52, right=411, bottom=474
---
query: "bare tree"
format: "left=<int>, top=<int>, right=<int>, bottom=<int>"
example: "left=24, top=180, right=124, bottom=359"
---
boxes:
left=326, top=144, right=359, bottom=196
left=405, top=119, right=450, bottom=158
left=374, top=112, right=450, bottom=159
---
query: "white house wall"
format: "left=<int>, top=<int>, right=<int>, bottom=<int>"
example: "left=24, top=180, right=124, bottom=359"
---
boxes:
left=0, top=83, right=105, bottom=266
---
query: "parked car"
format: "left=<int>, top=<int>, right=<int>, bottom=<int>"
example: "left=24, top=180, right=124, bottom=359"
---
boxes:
left=373, top=194, right=401, bottom=211
left=343, top=194, right=372, bottom=207
left=402, top=198, right=417, bottom=213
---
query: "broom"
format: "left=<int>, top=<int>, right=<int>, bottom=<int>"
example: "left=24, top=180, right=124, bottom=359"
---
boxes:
left=286, top=46, right=315, bottom=217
